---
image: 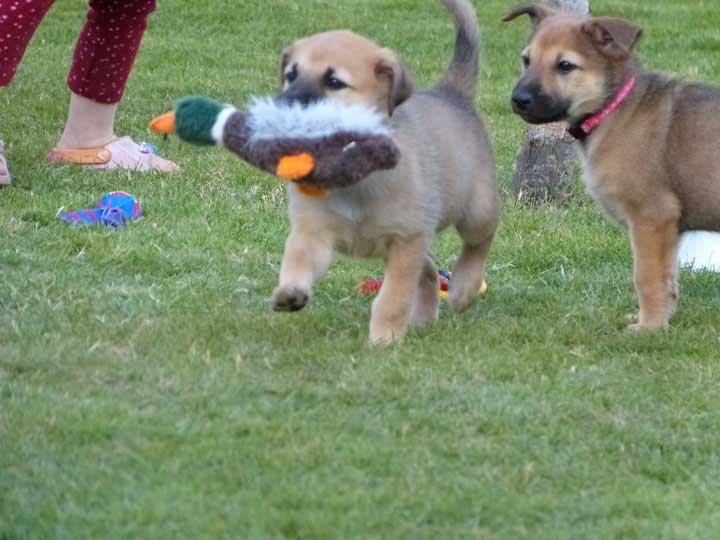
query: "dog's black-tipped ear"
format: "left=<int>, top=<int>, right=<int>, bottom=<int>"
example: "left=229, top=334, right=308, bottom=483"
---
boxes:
left=375, top=50, right=414, bottom=116
left=582, top=17, right=643, bottom=60
left=502, top=3, right=558, bottom=29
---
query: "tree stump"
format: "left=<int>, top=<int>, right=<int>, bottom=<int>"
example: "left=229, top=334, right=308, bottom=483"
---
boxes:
left=512, top=0, right=591, bottom=204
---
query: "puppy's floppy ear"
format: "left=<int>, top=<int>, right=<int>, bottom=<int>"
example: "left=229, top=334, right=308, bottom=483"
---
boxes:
left=280, top=47, right=292, bottom=87
left=375, top=49, right=414, bottom=116
left=582, top=17, right=643, bottom=60
left=502, top=3, right=558, bottom=29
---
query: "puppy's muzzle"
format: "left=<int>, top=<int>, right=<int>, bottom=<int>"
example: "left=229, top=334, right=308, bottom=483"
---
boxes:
left=278, top=81, right=322, bottom=107
left=511, top=82, right=568, bottom=124
left=511, top=87, right=534, bottom=112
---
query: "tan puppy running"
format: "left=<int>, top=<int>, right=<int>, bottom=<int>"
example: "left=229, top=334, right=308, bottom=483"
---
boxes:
left=504, top=3, right=720, bottom=331
left=273, top=0, right=499, bottom=344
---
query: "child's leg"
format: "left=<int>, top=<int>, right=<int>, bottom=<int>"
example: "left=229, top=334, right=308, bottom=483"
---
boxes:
left=0, top=0, right=56, bottom=86
left=66, top=0, right=157, bottom=104
left=53, top=0, right=177, bottom=172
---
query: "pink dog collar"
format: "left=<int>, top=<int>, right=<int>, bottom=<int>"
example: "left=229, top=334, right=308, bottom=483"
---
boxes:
left=569, top=77, right=636, bottom=140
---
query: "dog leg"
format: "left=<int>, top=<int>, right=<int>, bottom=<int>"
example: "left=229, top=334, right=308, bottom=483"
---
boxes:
left=411, top=254, right=440, bottom=327
left=370, top=236, right=428, bottom=344
left=272, top=229, right=333, bottom=312
left=449, top=216, right=496, bottom=314
left=628, top=218, right=680, bottom=331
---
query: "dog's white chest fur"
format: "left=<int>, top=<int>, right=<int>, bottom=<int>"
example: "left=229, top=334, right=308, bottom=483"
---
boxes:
left=290, top=182, right=402, bottom=258
left=325, top=190, right=397, bottom=258
left=327, top=190, right=366, bottom=223
left=579, top=143, right=629, bottom=226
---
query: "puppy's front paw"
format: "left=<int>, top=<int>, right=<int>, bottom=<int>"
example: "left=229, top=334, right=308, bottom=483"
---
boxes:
left=625, top=310, right=670, bottom=332
left=272, top=286, right=309, bottom=312
left=626, top=321, right=670, bottom=333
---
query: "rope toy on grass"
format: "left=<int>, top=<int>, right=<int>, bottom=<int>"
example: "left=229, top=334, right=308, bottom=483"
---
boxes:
left=57, top=191, right=142, bottom=228
left=149, top=97, right=401, bottom=197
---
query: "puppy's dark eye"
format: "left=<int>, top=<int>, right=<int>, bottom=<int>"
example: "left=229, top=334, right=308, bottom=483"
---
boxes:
left=325, top=76, right=348, bottom=90
left=557, top=61, right=577, bottom=74
left=285, top=65, right=298, bottom=83
left=522, top=55, right=530, bottom=69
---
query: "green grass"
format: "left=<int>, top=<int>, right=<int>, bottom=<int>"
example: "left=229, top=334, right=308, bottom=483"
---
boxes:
left=2, top=0, right=720, bottom=538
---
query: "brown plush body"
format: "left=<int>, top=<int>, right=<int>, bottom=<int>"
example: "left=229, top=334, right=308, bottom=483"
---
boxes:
left=504, top=4, right=720, bottom=330
left=273, top=0, right=499, bottom=344
left=221, top=112, right=400, bottom=190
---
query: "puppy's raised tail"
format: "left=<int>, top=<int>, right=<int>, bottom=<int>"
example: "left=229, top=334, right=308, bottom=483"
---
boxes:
left=438, top=0, right=480, bottom=103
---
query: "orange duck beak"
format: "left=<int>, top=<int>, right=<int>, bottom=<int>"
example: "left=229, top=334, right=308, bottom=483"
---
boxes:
left=149, top=111, right=176, bottom=135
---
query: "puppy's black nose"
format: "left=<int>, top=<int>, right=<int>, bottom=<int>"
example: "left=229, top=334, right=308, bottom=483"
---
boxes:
left=278, top=82, right=320, bottom=107
left=512, top=89, right=533, bottom=111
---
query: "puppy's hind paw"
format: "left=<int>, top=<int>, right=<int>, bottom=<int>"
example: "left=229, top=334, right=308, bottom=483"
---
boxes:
left=369, top=321, right=408, bottom=346
left=271, top=286, right=309, bottom=312
left=448, top=285, right=479, bottom=314
left=369, top=330, right=405, bottom=346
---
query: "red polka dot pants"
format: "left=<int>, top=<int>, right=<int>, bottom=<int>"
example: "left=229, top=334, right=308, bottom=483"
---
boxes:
left=0, top=0, right=157, bottom=104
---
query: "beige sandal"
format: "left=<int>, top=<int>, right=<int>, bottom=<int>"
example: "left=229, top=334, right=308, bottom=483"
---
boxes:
left=0, top=140, right=10, bottom=186
left=46, top=136, right=179, bottom=173
left=45, top=146, right=111, bottom=165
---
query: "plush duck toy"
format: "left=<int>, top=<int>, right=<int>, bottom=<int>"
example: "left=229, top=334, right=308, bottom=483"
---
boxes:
left=150, top=97, right=401, bottom=197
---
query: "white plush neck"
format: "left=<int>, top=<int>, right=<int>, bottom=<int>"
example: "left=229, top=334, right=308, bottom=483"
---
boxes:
left=212, top=106, right=238, bottom=146
left=246, top=98, right=391, bottom=142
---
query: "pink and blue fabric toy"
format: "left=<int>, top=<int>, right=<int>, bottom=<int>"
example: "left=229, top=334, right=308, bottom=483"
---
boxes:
left=58, top=191, right=142, bottom=228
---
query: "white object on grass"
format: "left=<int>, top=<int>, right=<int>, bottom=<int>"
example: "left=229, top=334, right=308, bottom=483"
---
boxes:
left=679, top=231, right=720, bottom=271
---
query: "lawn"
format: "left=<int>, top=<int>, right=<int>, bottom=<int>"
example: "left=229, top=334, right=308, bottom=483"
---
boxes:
left=2, top=0, right=720, bottom=538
